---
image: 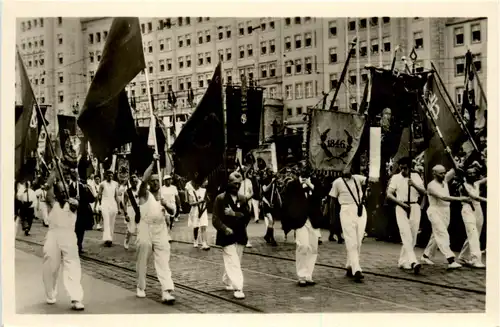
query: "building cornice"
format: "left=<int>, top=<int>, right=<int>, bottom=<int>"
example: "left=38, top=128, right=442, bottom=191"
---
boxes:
left=445, top=17, right=487, bottom=27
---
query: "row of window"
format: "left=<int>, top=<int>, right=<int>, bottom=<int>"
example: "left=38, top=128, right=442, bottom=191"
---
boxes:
left=25, top=56, right=45, bottom=68
left=20, top=37, right=45, bottom=50
left=327, top=17, right=390, bottom=38
left=20, top=17, right=63, bottom=32
left=284, top=81, right=317, bottom=100
left=454, top=23, right=482, bottom=46
left=141, top=17, right=211, bottom=33
left=88, top=31, right=108, bottom=44
left=455, top=54, right=482, bottom=75
left=284, top=57, right=315, bottom=75
left=284, top=32, right=314, bottom=51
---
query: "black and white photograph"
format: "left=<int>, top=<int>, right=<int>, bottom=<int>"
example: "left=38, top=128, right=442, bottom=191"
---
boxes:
left=2, top=1, right=499, bottom=326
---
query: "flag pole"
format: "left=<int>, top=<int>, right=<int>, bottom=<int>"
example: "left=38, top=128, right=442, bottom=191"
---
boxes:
left=220, top=59, right=228, bottom=182
left=144, top=68, right=162, bottom=181
left=329, top=37, right=357, bottom=111
left=470, top=56, right=487, bottom=107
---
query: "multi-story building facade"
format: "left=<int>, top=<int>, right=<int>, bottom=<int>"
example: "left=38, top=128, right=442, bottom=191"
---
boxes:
left=16, top=17, right=487, bottom=143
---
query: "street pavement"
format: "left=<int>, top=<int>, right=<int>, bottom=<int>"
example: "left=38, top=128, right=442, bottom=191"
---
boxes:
left=14, top=213, right=486, bottom=313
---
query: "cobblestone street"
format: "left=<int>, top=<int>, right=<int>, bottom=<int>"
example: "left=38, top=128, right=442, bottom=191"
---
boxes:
left=15, top=213, right=486, bottom=313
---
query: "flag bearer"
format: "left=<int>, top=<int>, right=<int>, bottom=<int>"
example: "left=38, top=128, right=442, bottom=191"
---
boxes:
left=42, top=163, right=85, bottom=310
left=457, top=165, right=487, bottom=268
left=420, top=165, right=472, bottom=269
left=35, top=183, right=49, bottom=227
left=386, top=157, right=425, bottom=274
left=212, top=172, right=251, bottom=299
left=238, top=167, right=254, bottom=248
left=187, top=179, right=210, bottom=250
left=329, top=168, right=371, bottom=283
left=17, top=180, right=37, bottom=236
left=98, top=170, right=119, bottom=247
left=136, top=155, right=176, bottom=304
left=121, top=174, right=141, bottom=250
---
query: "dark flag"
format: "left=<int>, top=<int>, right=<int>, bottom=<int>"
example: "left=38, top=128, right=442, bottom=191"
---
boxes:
left=130, top=126, right=166, bottom=174
left=78, top=17, right=145, bottom=161
left=242, top=87, right=264, bottom=154
left=171, top=63, right=224, bottom=183
left=15, top=49, right=41, bottom=181
left=58, top=115, right=81, bottom=168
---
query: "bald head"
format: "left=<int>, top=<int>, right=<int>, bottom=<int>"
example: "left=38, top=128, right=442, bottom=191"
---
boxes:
left=432, top=165, right=447, bottom=182
left=432, top=165, right=446, bottom=174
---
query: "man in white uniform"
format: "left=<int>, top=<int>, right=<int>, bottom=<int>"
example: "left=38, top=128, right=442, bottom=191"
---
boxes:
left=121, top=174, right=141, bottom=250
left=421, top=165, right=472, bottom=269
left=238, top=168, right=254, bottom=248
left=161, top=175, right=180, bottom=227
left=386, top=157, right=426, bottom=274
left=98, top=170, right=119, bottom=247
left=35, top=183, right=49, bottom=227
left=136, top=154, right=176, bottom=304
left=17, top=180, right=37, bottom=236
left=329, top=169, right=371, bottom=282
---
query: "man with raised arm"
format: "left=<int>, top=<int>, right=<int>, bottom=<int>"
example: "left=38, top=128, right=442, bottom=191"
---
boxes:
left=97, top=169, right=119, bottom=247
left=135, top=154, right=176, bottom=304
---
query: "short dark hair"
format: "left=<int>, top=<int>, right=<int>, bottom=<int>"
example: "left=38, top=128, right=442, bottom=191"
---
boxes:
left=398, top=157, right=411, bottom=167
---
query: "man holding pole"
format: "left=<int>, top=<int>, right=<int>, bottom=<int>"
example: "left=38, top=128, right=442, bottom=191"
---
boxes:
left=386, top=157, right=425, bottom=274
left=98, top=169, right=119, bottom=247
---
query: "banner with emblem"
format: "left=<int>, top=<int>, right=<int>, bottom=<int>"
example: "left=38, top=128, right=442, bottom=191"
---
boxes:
left=58, top=114, right=82, bottom=168
left=116, top=155, right=130, bottom=182
left=308, top=110, right=366, bottom=172
left=251, top=143, right=277, bottom=173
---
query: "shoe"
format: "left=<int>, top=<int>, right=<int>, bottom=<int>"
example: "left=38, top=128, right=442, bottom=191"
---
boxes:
left=233, top=290, right=245, bottom=299
left=201, top=244, right=211, bottom=251
left=24, top=230, right=30, bottom=236
left=174, top=218, right=179, bottom=222
left=305, top=280, right=316, bottom=286
left=225, top=285, right=234, bottom=291
left=298, top=280, right=307, bottom=287
left=136, top=288, right=146, bottom=298
left=193, top=242, right=199, bottom=248
left=399, top=264, right=412, bottom=270
left=346, top=267, right=353, bottom=278
left=318, top=239, right=323, bottom=245
left=412, top=263, right=422, bottom=275
left=78, top=250, right=86, bottom=256
left=328, top=234, right=336, bottom=242
left=46, top=297, right=56, bottom=304
left=162, top=291, right=175, bottom=305
left=447, top=261, right=462, bottom=270
left=124, top=239, right=129, bottom=250
left=338, top=238, right=344, bottom=245
left=420, top=255, right=435, bottom=265
left=471, top=262, right=486, bottom=269
left=71, top=301, right=85, bottom=311
left=246, top=242, right=252, bottom=248
left=254, top=219, right=259, bottom=223
left=353, top=271, right=364, bottom=283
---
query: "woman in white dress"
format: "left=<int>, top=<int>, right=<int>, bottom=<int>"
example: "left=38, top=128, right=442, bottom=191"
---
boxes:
left=188, top=180, right=210, bottom=250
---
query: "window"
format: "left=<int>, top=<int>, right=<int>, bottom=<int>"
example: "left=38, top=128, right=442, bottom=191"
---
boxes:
left=260, top=19, right=266, bottom=31
left=415, top=61, right=424, bottom=73
left=58, top=53, right=63, bottom=64
left=40, top=39, right=44, bottom=47
left=141, top=84, right=147, bottom=95
left=160, top=60, right=165, bottom=72
left=21, top=22, right=25, bottom=32
left=148, top=62, right=154, bottom=74
left=148, top=41, right=153, bottom=53
left=247, top=68, right=254, bottom=81
left=361, top=72, right=368, bottom=82
left=270, top=87, right=277, bottom=98
left=239, top=23, right=244, bottom=36
left=247, top=21, right=253, bottom=34
left=270, top=20, right=275, bottom=29
left=218, top=26, right=224, bottom=40
left=270, top=63, right=276, bottom=77
left=27, top=21, right=32, bottom=30
left=58, top=91, right=64, bottom=103
left=218, top=49, right=224, bottom=61
left=89, top=34, right=94, bottom=44
left=186, top=34, right=191, bottom=46
left=40, top=18, right=44, bottom=27
left=359, top=18, right=367, bottom=29
left=198, top=17, right=203, bottom=22
left=205, top=52, right=211, bottom=64
left=97, top=51, right=101, bottom=62
left=57, top=17, right=62, bottom=25
left=285, top=85, right=292, bottom=99
left=471, top=24, right=481, bottom=43
left=330, top=73, right=338, bottom=89
left=285, top=61, right=293, bottom=75
left=178, top=17, right=183, bottom=26
left=159, top=39, right=165, bottom=51
left=178, top=36, right=183, bottom=48
left=179, top=78, right=185, bottom=91
left=360, top=40, right=367, bottom=56
left=269, top=39, right=276, bottom=53
left=455, top=57, right=465, bottom=75
left=295, top=83, right=303, bottom=99
left=104, top=31, right=108, bottom=40
left=350, top=98, right=358, bottom=111
left=348, top=20, right=356, bottom=31
left=455, top=87, right=464, bottom=106
left=371, top=39, right=379, bottom=53
left=57, top=34, right=63, bottom=45
left=186, top=17, right=191, bottom=25
left=160, top=81, right=166, bottom=93
left=205, top=30, right=211, bottom=42
left=166, top=38, right=172, bottom=50
left=287, top=108, right=293, bottom=116
left=349, top=71, right=357, bottom=84
left=198, top=75, right=204, bottom=88
left=305, top=81, right=313, bottom=98
left=454, top=27, right=464, bottom=46
left=187, top=77, right=192, bottom=89
left=295, top=35, right=302, bottom=49
left=226, top=70, right=232, bottom=84
left=141, top=24, right=145, bottom=34
left=96, top=32, right=101, bottom=43
left=167, top=59, right=172, bottom=71
left=383, top=36, right=391, bottom=52
left=239, top=69, right=245, bottom=81
left=239, top=45, right=245, bottom=59
left=305, top=32, right=312, bottom=47
left=198, top=53, right=204, bottom=66
left=260, top=65, right=268, bottom=78
left=58, top=72, right=63, bottom=84
left=328, top=21, right=337, bottom=37
left=247, top=44, right=253, bottom=57
left=296, top=107, right=303, bottom=115
left=382, top=17, right=390, bottom=24
left=261, top=41, right=267, bottom=55
left=295, top=17, right=301, bottom=24
left=414, top=31, right=423, bottom=49
left=370, top=17, right=378, bottom=26
left=165, top=18, right=172, bottom=29
left=226, top=26, right=231, bottom=38
left=28, top=60, right=32, bottom=67
left=186, top=55, right=191, bottom=68
left=285, top=37, right=291, bottom=51
left=179, top=57, right=184, bottom=69
left=39, top=57, right=44, bottom=66
left=41, top=77, right=45, bottom=84
left=329, top=47, right=337, bottom=63
left=474, top=53, right=482, bottom=72
left=226, top=48, right=232, bottom=61
left=198, top=31, right=203, bottom=44
left=285, top=18, right=291, bottom=26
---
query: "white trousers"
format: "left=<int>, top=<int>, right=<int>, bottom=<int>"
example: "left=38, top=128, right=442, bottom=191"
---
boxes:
left=101, top=201, right=117, bottom=242
left=340, top=204, right=367, bottom=274
left=458, top=204, right=484, bottom=264
left=126, top=207, right=138, bottom=234
left=251, top=199, right=260, bottom=221
left=43, top=230, right=84, bottom=302
left=295, top=219, right=319, bottom=280
left=395, top=204, right=421, bottom=267
left=38, top=202, right=49, bottom=225
left=136, top=222, right=174, bottom=292
left=423, top=206, right=455, bottom=259
left=222, top=244, right=244, bottom=291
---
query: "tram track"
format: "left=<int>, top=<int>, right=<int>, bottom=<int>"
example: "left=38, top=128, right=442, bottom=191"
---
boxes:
left=15, top=238, right=265, bottom=313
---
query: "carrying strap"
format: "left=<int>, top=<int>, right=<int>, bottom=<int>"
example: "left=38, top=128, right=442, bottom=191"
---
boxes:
left=126, top=187, right=141, bottom=221
left=342, top=177, right=361, bottom=206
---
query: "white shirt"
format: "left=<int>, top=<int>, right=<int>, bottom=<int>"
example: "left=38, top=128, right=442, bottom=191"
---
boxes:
left=189, top=187, right=208, bottom=221
left=464, top=182, right=481, bottom=208
left=238, top=178, right=253, bottom=199
left=161, top=185, right=178, bottom=208
left=17, top=187, right=37, bottom=208
left=330, top=175, right=367, bottom=205
left=427, top=171, right=454, bottom=208
left=35, top=188, right=47, bottom=203
left=101, top=180, right=118, bottom=202
left=387, top=172, right=424, bottom=203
